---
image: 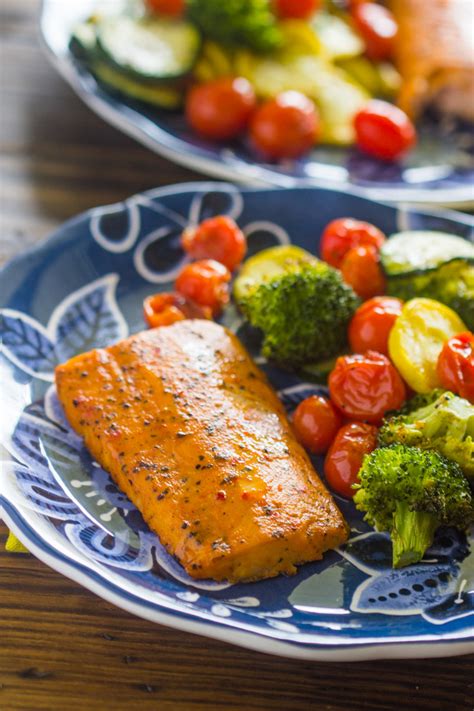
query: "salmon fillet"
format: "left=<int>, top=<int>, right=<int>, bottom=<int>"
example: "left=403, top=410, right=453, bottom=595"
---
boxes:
left=390, top=0, right=474, bottom=121
left=55, top=320, right=348, bottom=582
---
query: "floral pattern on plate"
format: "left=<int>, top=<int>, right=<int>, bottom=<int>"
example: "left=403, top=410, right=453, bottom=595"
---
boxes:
left=1, top=183, right=473, bottom=660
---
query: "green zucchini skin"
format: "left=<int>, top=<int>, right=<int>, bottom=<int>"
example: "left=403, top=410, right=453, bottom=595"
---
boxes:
left=380, top=231, right=474, bottom=280
left=70, top=20, right=185, bottom=110
left=90, top=60, right=184, bottom=109
left=381, top=231, right=474, bottom=330
left=95, top=15, right=202, bottom=83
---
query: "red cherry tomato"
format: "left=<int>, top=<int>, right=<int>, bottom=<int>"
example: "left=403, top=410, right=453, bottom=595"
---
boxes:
left=293, top=395, right=342, bottom=455
left=145, top=0, right=185, bottom=17
left=181, top=216, right=247, bottom=271
left=324, top=422, right=378, bottom=498
left=352, top=2, right=398, bottom=60
left=349, top=296, right=403, bottom=355
left=250, top=91, right=320, bottom=160
left=274, top=0, right=321, bottom=19
left=320, top=217, right=386, bottom=269
left=437, top=332, right=474, bottom=403
left=186, top=77, right=256, bottom=141
left=341, top=245, right=386, bottom=300
left=143, top=292, right=212, bottom=328
left=329, top=350, right=406, bottom=423
left=175, top=259, right=231, bottom=316
left=354, top=100, right=416, bottom=161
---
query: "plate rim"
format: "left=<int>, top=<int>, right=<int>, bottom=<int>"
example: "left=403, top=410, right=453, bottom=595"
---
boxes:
left=38, top=0, right=474, bottom=207
left=1, top=180, right=474, bottom=661
left=2, top=502, right=474, bottom=662
left=1, top=180, right=472, bottom=285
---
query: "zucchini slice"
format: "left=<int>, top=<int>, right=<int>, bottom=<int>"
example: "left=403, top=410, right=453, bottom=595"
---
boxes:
left=233, top=245, right=317, bottom=303
left=91, top=59, right=183, bottom=109
left=70, top=19, right=98, bottom=59
left=381, top=231, right=474, bottom=278
left=96, top=15, right=201, bottom=82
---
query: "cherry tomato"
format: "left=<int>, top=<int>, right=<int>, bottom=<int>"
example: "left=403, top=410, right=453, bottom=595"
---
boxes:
left=352, top=2, right=398, bottom=60
left=324, top=422, right=378, bottom=498
left=186, top=77, right=256, bottom=141
left=354, top=100, right=416, bottom=161
left=293, top=395, right=342, bottom=455
left=274, top=0, right=321, bottom=19
left=145, top=0, right=185, bottom=17
left=320, top=217, right=386, bottom=269
left=341, top=245, right=386, bottom=300
left=349, top=296, right=403, bottom=354
left=181, top=216, right=247, bottom=271
left=437, top=332, right=474, bottom=403
left=175, top=259, right=231, bottom=316
left=329, top=350, right=406, bottom=423
left=250, top=91, right=320, bottom=160
left=143, top=292, right=212, bottom=329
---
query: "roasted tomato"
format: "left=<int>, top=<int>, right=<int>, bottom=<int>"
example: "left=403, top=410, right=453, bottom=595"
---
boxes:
left=329, top=350, right=406, bottom=423
left=274, top=0, right=321, bottom=19
left=175, top=259, right=231, bottom=315
left=354, top=100, right=416, bottom=161
left=145, top=0, right=185, bottom=16
left=293, top=395, right=342, bottom=454
left=143, top=292, right=212, bottom=328
left=324, top=422, right=378, bottom=498
left=437, top=332, right=474, bottom=403
left=351, top=2, right=398, bottom=60
left=341, top=245, right=386, bottom=300
left=348, top=296, right=403, bottom=354
left=181, top=215, right=247, bottom=271
left=186, top=77, right=256, bottom=141
left=320, top=217, right=386, bottom=269
left=250, top=91, right=320, bottom=160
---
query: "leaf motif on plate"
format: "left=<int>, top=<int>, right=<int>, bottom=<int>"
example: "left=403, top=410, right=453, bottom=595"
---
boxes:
left=63, top=520, right=154, bottom=571
left=351, top=562, right=459, bottom=615
left=0, top=310, right=56, bottom=381
left=50, top=274, right=128, bottom=362
left=339, top=532, right=393, bottom=575
left=5, top=459, right=79, bottom=520
left=422, top=549, right=474, bottom=624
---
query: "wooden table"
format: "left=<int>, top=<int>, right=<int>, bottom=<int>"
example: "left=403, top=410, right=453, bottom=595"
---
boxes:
left=1, top=3, right=473, bottom=709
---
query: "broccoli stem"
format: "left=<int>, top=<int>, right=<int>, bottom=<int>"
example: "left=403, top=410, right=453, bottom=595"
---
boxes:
left=391, top=501, right=439, bottom=568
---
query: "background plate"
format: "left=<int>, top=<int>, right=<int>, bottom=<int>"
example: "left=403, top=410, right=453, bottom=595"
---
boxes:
left=1, top=183, right=474, bottom=660
left=40, top=0, right=474, bottom=206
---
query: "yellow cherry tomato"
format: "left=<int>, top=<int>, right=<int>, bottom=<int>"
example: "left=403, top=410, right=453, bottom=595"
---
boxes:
left=388, top=298, right=466, bottom=393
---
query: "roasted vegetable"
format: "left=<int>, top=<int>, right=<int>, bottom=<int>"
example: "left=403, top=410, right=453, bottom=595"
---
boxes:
left=388, top=297, right=466, bottom=393
left=381, top=231, right=474, bottom=329
left=378, top=390, right=474, bottom=481
left=187, top=0, right=282, bottom=54
left=96, top=14, right=202, bottom=81
left=354, top=444, right=474, bottom=568
left=234, top=245, right=359, bottom=368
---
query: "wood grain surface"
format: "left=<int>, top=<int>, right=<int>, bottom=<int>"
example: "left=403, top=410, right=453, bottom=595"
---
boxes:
left=1, top=2, right=473, bottom=710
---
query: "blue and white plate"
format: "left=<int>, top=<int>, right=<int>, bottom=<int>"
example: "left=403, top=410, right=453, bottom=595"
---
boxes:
left=40, top=0, right=474, bottom=206
left=1, top=183, right=474, bottom=660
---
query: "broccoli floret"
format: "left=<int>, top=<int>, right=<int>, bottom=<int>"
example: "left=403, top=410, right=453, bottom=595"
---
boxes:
left=354, top=445, right=474, bottom=568
left=378, top=391, right=474, bottom=481
left=387, top=261, right=474, bottom=330
left=238, top=260, right=359, bottom=368
left=187, top=0, right=282, bottom=53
